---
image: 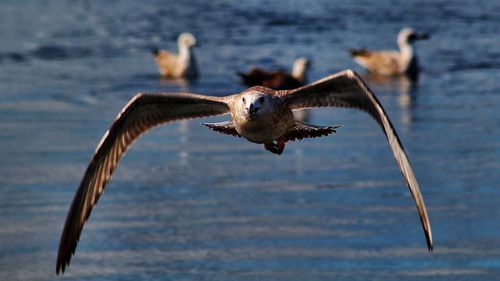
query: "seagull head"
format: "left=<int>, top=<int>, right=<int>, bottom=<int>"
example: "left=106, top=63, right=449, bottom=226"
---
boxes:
left=399, top=28, right=430, bottom=45
left=239, top=89, right=273, bottom=120
left=178, top=32, right=197, bottom=47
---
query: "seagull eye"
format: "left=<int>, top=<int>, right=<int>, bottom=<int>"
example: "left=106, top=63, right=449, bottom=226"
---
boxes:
left=242, top=97, right=246, bottom=104
left=259, top=97, right=265, bottom=103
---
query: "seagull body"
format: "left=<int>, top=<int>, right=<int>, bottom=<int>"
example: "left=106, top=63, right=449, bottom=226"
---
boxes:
left=238, top=57, right=310, bottom=90
left=350, top=28, right=429, bottom=79
left=152, top=32, right=199, bottom=79
left=56, top=70, right=432, bottom=274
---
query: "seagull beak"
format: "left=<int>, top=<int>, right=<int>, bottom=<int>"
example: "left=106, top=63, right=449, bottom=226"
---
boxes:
left=247, top=103, right=259, bottom=119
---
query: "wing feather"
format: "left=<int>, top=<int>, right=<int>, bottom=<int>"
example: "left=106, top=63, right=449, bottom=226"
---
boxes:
left=56, top=93, right=230, bottom=274
left=279, top=70, right=433, bottom=251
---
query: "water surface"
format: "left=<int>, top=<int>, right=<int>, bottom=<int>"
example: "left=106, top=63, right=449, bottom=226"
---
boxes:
left=1, top=1, right=499, bottom=280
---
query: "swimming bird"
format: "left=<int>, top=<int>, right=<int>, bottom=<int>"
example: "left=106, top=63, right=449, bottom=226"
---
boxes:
left=56, top=70, right=433, bottom=274
left=237, top=57, right=310, bottom=90
left=350, top=28, right=429, bottom=79
left=151, top=32, right=199, bottom=79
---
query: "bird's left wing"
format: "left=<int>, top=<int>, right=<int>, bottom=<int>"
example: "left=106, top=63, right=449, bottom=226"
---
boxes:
left=56, top=93, right=230, bottom=274
left=278, top=70, right=433, bottom=251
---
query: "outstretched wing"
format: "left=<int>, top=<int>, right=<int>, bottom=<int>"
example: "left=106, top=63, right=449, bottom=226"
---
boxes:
left=56, top=93, right=230, bottom=274
left=279, top=70, right=433, bottom=251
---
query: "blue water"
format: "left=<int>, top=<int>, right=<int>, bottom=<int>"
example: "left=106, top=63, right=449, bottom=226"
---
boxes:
left=1, top=1, right=499, bottom=280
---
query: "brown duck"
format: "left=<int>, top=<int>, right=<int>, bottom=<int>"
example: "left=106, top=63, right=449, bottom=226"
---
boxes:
left=238, top=57, right=310, bottom=90
left=56, top=70, right=433, bottom=274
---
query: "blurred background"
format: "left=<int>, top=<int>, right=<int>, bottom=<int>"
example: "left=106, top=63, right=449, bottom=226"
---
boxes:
left=0, top=0, right=499, bottom=280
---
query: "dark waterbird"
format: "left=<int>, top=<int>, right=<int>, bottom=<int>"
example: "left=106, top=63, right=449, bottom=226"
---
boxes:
left=237, top=57, right=310, bottom=90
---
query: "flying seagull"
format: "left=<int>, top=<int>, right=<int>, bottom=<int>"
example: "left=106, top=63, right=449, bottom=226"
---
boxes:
left=56, top=70, right=433, bottom=274
left=151, top=32, right=199, bottom=79
left=237, top=57, right=311, bottom=90
left=350, top=27, right=429, bottom=79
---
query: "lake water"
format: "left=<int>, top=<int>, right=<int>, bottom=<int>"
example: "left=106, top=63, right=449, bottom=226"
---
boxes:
left=1, top=1, right=499, bottom=280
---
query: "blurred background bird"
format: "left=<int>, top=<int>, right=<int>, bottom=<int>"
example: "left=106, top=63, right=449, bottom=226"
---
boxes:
left=151, top=32, right=199, bottom=79
left=349, top=27, right=429, bottom=80
left=237, top=57, right=311, bottom=90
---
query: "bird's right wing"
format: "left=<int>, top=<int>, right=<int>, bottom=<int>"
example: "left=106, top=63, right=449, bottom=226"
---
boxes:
left=56, top=93, right=230, bottom=274
left=278, top=70, right=433, bottom=251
